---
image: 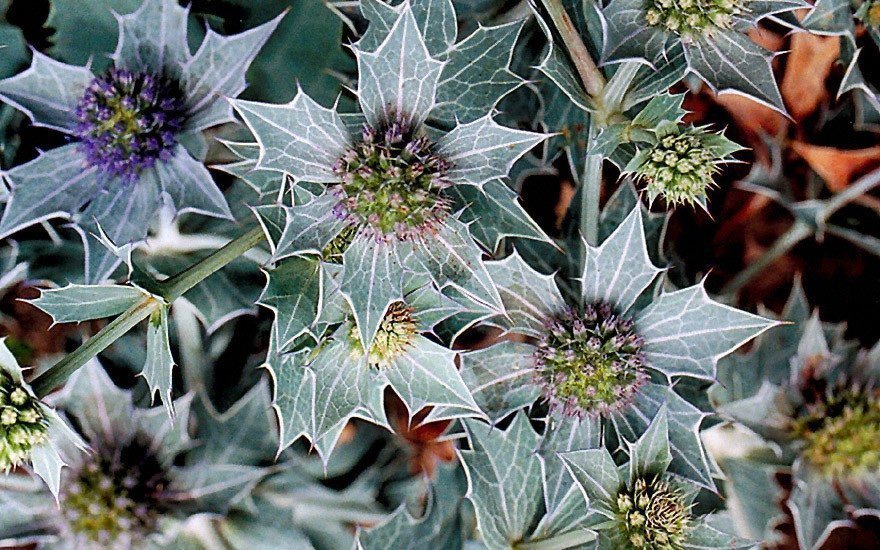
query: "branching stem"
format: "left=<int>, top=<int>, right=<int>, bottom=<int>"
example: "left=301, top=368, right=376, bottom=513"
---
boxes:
left=31, top=226, right=267, bottom=397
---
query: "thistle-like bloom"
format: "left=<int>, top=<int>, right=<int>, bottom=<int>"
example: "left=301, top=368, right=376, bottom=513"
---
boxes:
left=645, top=0, right=745, bottom=36
left=0, top=340, right=83, bottom=497
left=234, top=1, right=547, bottom=362
left=74, top=68, right=185, bottom=182
left=614, top=476, right=690, bottom=549
left=791, top=389, right=880, bottom=478
left=857, top=0, right=880, bottom=27
left=0, top=369, right=49, bottom=471
left=562, top=408, right=752, bottom=549
left=330, top=115, right=454, bottom=242
left=626, top=124, right=742, bottom=208
left=266, top=280, right=482, bottom=459
left=0, top=361, right=277, bottom=548
left=462, top=204, right=776, bottom=488
left=714, top=301, right=880, bottom=549
left=601, top=0, right=805, bottom=111
left=0, top=0, right=281, bottom=281
left=534, top=305, right=648, bottom=416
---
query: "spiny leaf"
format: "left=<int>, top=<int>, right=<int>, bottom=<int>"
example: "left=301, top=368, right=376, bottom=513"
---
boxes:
left=486, top=250, right=566, bottom=337
left=635, top=284, right=779, bottom=380
left=29, top=284, right=146, bottom=324
left=581, top=206, right=663, bottom=314
left=142, top=304, right=176, bottom=417
left=458, top=341, right=542, bottom=423
left=438, top=114, right=548, bottom=188
left=231, top=92, right=351, bottom=183
left=260, top=257, right=322, bottom=351
left=355, top=3, right=444, bottom=127
left=460, top=414, right=544, bottom=548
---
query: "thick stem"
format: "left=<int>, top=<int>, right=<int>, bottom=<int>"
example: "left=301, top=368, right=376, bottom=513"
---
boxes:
left=539, top=0, right=606, bottom=98
left=158, top=225, right=265, bottom=301
left=32, top=298, right=162, bottom=397
left=31, top=226, right=267, bottom=396
left=720, top=221, right=812, bottom=296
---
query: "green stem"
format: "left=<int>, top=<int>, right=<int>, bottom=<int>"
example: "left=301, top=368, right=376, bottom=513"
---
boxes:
left=581, top=121, right=603, bottom=246
left=158, top=225, right=265, bottom=301
left=539, top=0, right=606, bottom=98
left=31, top=226, right=267, bottom=396
left=32, top=298, right=161, bottom=397
left=720, top=221, right=812, bottom=296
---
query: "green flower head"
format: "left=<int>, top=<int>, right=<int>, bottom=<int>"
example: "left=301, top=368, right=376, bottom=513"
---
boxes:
left=791, top=388, right=880, bottom=478
left=857, top=0, right=880, bottom=26
left=0, top=369, right=50, bottom=471
left=614, top=476, right=691, bottom=549
left=629, top=125, right=741, bottom=208
left=645, top=0, right=746, bottom=37
left=351, top=302, right=420, bottom=368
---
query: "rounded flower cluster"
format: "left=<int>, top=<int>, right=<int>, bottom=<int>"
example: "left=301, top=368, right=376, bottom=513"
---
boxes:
left=75, top=68, right=185, bottom=182
left=614, top=477, right=691, bottom=549
left=791, top=388, right=880, bottom=478
left=645, top=0, right=745, bottom=36
left=0, top=371, right=49, bottom=471
left=331, top=116, right=453, bottom=242
left=61, top=441, right=168, bottom=546
left=858, top=0, right=880, bottom=27
left=354, top=302, right=419, bottom=368
left=534, top=304, right=648, bottom=418
left=635, top=129, right=725, bottom=207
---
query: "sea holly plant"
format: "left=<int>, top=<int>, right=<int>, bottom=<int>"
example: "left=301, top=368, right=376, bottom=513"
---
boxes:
left=712, top=296, right=880, bottom=549
left=561, top=406, right=752, bottom=549
left=461, top=205, right=777, bottom=488
left=600, top=0, right=806, bottom=111
left=0, top=0, right=281, bottom=282
left=265, top=277, right=487, bottom=459
left=0, top=360, right=272, bottom=548
left=233, top=0, right=549, bottom=355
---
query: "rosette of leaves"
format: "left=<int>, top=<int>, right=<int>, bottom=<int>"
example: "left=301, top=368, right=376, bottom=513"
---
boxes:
left=0, top=360, right=283, bottom=548
left=264, top=275, right=488, bottom=460
left=234, top=0, right=550, bottom=359
left=458, top=204, right=777, bottom=488
left=713, top=295, right=880, bottom=549
left=561, top=406, right=752, bottom=548
left=0, top=0, right=282, bottom=282
left=600, top=0, right=806, bottom=111
left=0, top=340, right=84, bottom=498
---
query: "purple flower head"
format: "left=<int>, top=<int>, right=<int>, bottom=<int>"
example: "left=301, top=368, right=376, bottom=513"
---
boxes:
left=75, top=68, right=185, bottom=183
left=534, top=304, right=648, bottom=418
left=331, top=113, right=454, bottom=243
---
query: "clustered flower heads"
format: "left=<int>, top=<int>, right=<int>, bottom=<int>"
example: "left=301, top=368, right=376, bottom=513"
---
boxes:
left=645, top=0, right=746, bottom=36
left=0, top=369, right=49, bottom=471
left=331, top=115, right=453, bottom=242
left=790, top=387, right=880, bottom=478
left=60, top=440, right=168, bottom=546
left=614, top=476, right=691, bottom=549
left=631, top=126, right=736, bottom=208
left=354, top=302, right=420, bottom=368
left=75, top=68, right=185, bottom=182
left=534, top=304, right=648, bottom=417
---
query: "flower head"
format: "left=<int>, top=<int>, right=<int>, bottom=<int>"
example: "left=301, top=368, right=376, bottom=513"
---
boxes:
left=352, top=302, right=420, bottom=368
left=534, top=304, right=648, bottom=418
left=857, top=0, right=880, bottom=26
left=60, top=439, right=168, bottom=546
left=0, top=369, right=49, bottom=471
left=645, top=0, right=745, bottom=37
left=331, top=115, right=453, bottom=242
left=790, top=387, right=880, bottom=478
left=75, top=68, right=185, bottom=182
left=631, top=126, right=736, bottom=208
left=614, top=476, right=691, bottom=549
